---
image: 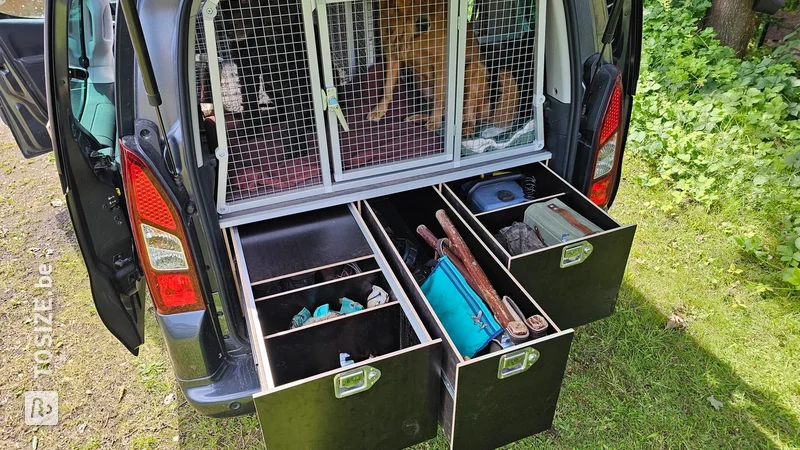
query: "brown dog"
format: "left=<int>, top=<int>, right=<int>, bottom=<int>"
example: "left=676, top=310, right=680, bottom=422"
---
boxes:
left=368, top=0, right=519, bottom=137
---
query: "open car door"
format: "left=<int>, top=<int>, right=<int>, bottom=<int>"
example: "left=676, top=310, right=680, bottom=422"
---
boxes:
left=571, top=0, right=642, bottom=208
left=0, top=8, right=51, bottom=157
left=0, top=0, right=146, bottom=353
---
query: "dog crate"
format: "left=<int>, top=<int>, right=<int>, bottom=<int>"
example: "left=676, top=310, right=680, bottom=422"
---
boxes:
left=194, top=0, right=546, bottom=220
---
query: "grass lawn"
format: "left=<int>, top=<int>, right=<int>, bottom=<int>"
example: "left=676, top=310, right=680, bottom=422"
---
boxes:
left=1, top=122, right=798, bottom=448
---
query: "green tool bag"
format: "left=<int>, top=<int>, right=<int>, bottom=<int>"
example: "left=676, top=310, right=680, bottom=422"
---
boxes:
left=523, top=198, right=602, bottom=246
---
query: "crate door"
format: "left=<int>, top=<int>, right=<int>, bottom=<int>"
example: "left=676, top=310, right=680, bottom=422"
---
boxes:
left=200, top=0, right=332, bottom=214
left=455, top=0, right=546, bottom=164
left=316, top=0, right=459, bottom=182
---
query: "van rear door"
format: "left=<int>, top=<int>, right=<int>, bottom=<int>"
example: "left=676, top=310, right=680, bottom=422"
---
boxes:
left=0, top=0, right=147, bottom=354
left=571, top=0, right=642, bottom=207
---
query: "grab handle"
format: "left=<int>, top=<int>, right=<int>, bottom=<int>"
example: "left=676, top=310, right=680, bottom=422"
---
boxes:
left=333, top=365, right=381, bottom=398
left=497, top=347, right=540, bottom=379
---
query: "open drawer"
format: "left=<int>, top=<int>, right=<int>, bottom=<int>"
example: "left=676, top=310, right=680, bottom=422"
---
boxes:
left=442, top=162, right=636, bottom=329
left=229, top=205, right=441, bottom=450
left=358, top=188, right=574, bottom=450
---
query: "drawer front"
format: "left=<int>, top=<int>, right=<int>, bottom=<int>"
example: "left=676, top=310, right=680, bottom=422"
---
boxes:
left=254, top=341, right=440, bottom=450
left=443, top=162, right=636, bottom=329
left=508, top=226, right=635, bottom=328
left=230, top=204, right=442, bottom=449
left=451, top=333, right=573, bottom=450
left=358, top=189, right=575, bottom=449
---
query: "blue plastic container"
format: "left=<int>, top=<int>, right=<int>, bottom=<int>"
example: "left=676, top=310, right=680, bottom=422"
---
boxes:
left=466, top=179, right=526, bottom=213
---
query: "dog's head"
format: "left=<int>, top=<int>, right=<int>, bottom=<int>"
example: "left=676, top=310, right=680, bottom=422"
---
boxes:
left=391, top=0, right=447, bottom=36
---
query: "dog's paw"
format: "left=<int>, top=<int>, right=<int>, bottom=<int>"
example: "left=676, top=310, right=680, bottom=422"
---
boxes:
left=425, top=119, right=443, bottom=132
left=406, top=113, right=427, bottom=123
left=367, top=106, right=388, bottom=122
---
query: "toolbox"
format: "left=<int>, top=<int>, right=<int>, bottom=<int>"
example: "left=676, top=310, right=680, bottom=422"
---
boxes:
left=523, top=198, right=603, bottom=246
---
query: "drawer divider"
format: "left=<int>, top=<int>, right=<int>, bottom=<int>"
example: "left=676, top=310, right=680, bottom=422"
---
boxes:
left=250, top=255, right=376, bottom=287
left=472, top=192, right=567, bottom=217
left=231, top=227, right=275, bottom=390
left=348, top=203, right=432, bottom=343
left=262, top=301, right=397, bottom=340
left=254, top=267, right=382, bottom=302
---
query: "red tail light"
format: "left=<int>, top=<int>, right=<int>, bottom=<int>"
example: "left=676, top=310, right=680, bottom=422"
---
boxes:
left=589, top=75, right=623, bottom=208
left=120, top=140, right=206, bottom=315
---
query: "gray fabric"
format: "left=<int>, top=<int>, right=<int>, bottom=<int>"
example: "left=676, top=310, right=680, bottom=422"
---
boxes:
left=494, top=221, right=544, bottom=256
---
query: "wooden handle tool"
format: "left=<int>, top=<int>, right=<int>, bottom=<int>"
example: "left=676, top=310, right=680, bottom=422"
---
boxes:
left=416, top=224, right=479, bottom=292
left=434, top=210, right=528, bottom=340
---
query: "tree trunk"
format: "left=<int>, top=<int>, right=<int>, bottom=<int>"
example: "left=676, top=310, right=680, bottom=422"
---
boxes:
left=705, top=0, right=758, bottom=58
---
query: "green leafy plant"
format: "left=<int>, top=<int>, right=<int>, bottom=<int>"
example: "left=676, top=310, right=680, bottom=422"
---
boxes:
left=629, top=0, right=800, bottom=291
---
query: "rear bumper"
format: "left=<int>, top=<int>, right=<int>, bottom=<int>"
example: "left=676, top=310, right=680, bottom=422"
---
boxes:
left=157, top=310, right=260, bottom=417
left=178, top=353, right=261, bottom=417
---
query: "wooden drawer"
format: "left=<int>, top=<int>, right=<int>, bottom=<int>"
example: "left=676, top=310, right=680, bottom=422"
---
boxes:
left=442, top=162, right=636, bottom=329
left=229, top=205, right=441, bottom=450
left=359, top=188, right=574, bottom=449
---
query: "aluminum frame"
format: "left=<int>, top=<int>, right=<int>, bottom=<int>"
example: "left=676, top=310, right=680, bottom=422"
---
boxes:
left=196, top=0, right=550, bottom=220
left=454, top=0, right=547, bottom=165
left=201, top=0, right=333, bottom=214
left=318, top=0, right=459, bottom=182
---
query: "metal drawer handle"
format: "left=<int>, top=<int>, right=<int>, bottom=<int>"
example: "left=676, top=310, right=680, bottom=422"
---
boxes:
left=333, top=365, right=381, bottom=398
left=497, top=348, right=540, bottom=379
left=560, top=241, right=593, bottom=268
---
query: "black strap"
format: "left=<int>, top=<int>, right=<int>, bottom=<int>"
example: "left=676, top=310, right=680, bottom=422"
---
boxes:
left=77, top=0, right=90, bottom=69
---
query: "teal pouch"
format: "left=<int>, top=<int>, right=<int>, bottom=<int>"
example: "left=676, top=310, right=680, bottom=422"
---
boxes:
left=421, top=256, right=503, bottom=358
left=339, top=297, right=364, bottom=314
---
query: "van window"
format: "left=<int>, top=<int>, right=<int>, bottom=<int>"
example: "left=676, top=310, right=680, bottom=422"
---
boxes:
left=0, top=0, right=45, bottom=19
left=66, top=0, right=116, bottom=149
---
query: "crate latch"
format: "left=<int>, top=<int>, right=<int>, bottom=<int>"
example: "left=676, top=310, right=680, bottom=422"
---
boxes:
left=497, top=347, right=539, bottom=379
left=560, top=240, right=593, bottom=268
left=322, top=87, right=350, bottom=132
left=333, top=365, right=380, bottom=398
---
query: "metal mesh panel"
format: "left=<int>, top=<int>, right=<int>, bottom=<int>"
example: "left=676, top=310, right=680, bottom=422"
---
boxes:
left=460, top=0, right=538, bottom=156
left=195, top=10, right=210, bottom=104
left=353, top=2, right=371, bottom=75
left=329, top=2, right=372, bottom=85
left=196, top=8, right=241, bottom=112
left=193, top=0, right=543, bottom=215
left=200, top=0, right=322, bottom=203
left=328, top=3, right=351, bottom=84
left=331, top=0, right=452, bottom=175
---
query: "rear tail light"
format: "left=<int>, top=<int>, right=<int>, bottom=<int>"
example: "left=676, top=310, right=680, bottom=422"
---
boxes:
left=120, top=140, right=206, bottom=315
left=589, top=75, right=623, bottom=208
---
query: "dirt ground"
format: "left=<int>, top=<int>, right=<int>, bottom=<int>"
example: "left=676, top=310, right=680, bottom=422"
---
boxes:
left=0, top=122, right=195, bottom=449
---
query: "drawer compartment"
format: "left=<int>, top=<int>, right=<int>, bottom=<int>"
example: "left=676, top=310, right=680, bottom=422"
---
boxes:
left=360, top=188, right=574, bottom=449
left=443, top=162, right=636, bottom=328
left=229, top=205, right=441, bottom=450
left=256, top=270, right=394, bottom=337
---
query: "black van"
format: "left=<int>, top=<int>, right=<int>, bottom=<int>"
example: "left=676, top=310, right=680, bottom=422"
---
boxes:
left=0, top=0, right=640, bottom=447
